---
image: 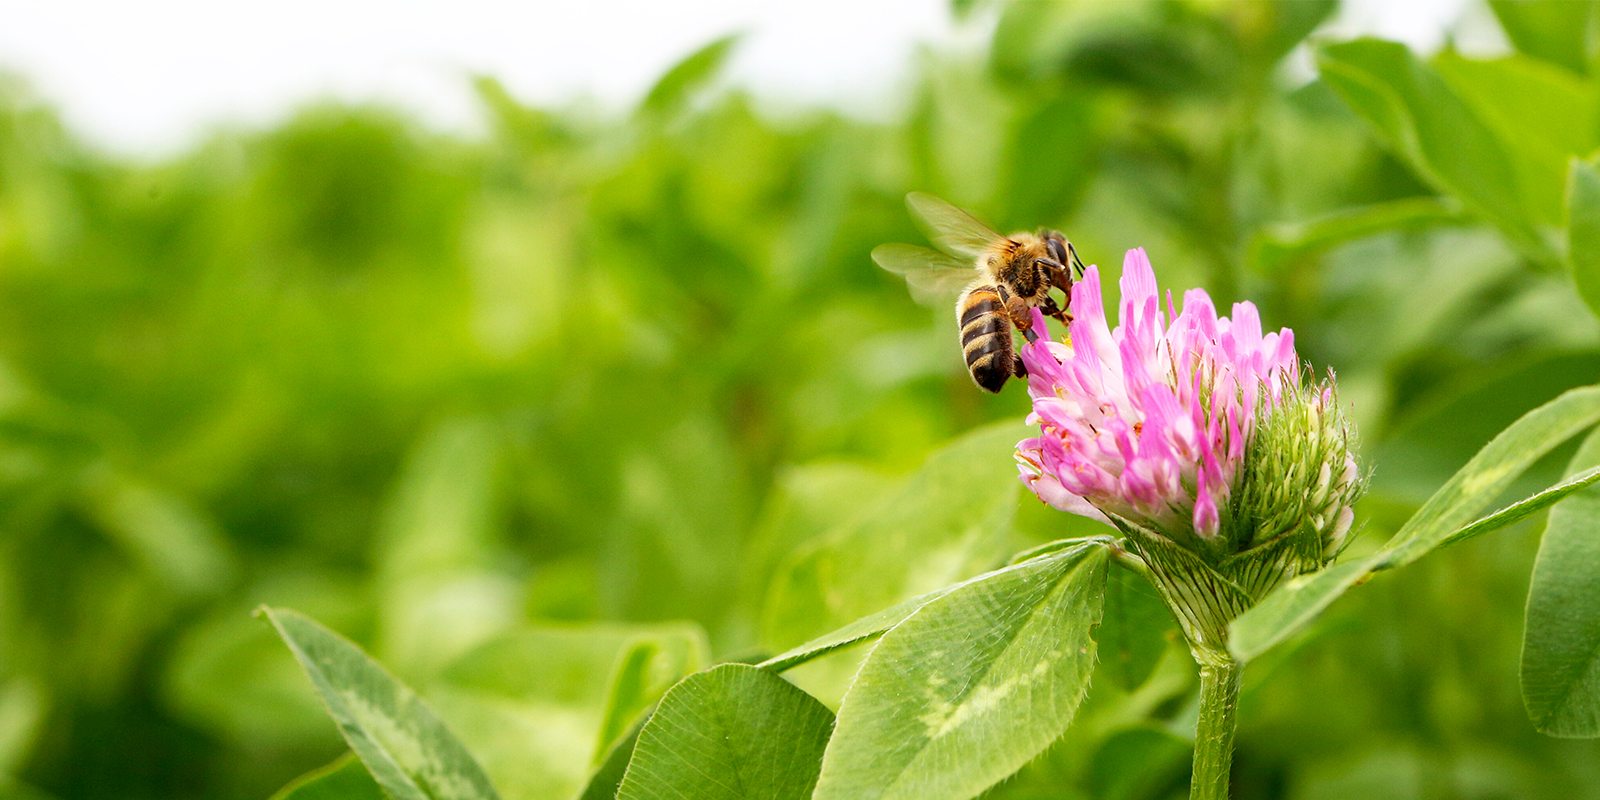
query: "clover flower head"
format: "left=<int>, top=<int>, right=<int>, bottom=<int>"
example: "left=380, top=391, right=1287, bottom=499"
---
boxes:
left=1015, top=248, right=1361, bottom=572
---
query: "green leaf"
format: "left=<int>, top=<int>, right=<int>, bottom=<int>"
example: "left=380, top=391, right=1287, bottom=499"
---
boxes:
left=163, top=587, right=372, bottom=748
left=0, top=675, right=44, bottom=775
left=592, top=648, right=657, bottom=752
left=1248, top=197, right=1464, bottom=276
left=1007, top=535, right=1115, bottom=566
left=739, top=462, right=897, bottom=614
left=1000, top=91, right=1094, bottom=227
left=1523, top=426, right=1600, bottom=736
left=1489, top=0, right=1598, bottom=75
left=430, top=623, right=707, bottom=800
left=1086, top=727, right=1190, bottom=800
left=1437, top=466, right=1600, bottom=550
left=812, top=544, right=1108, bottom=800
left=616, top=664, right=834, bottom=800
left=1371, top=354, right=1600, bottom=502
left=259, top=606, right=500, bottom=800
left=637, top=35, right=741, bottom=118
left=1567, top=157, right=1600, bottom=322
left=1316, top=39, right=1555, bottom=264
left=1435, top=52, right=1597, bottom=230
left=759, top=537, right=1117, bottom=675
left=80, top=470, right=235, bottom=598
left=373, top=416, right=511, bottom=679
left=268, top=753, right=386, bottom=800
left=1101, top=565, right=1176, bottom=692
left=1232, top=385, right=1600, bottom=661
left=761, top=421, right=1028, bottom=654
left=988, top=1, right=1109, bottom=83
left=758, top=586, right=952, bottom=673
left=576, top=713, right=648, bottom=800
left=592, top=630, right=706, bottom=762
left=1225, top=560, right=1373, bottom=664
left=1376, top=385, right=1600, bottom=567
left=0, top=777, right=59, bottom=800
left=759, top=538, right=1120, bottom=675
left=1254, top=1, right=1339, bottom=65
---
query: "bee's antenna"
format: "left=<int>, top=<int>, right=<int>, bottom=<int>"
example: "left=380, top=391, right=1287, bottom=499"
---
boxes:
left=1067, top=242, right=1086, bottom=277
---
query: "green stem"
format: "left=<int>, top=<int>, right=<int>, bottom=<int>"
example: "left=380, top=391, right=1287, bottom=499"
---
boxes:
left=1190, top=654, right=1243, bottom=800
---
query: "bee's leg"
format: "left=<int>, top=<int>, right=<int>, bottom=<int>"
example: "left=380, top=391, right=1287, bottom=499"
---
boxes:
left=1039, top=261, right=1075, bottom=324
left=1040, top=260, right=1070, bottom=290
left=997, top=284, right=1039, bottom=343
left=1038, top=295, right=1071, bottom=326
left=1001, top=276, right=1033, bottom=377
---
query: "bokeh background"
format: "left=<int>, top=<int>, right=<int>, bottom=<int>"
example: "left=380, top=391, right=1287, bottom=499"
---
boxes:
left=4, top=1, right=1600, bottom=798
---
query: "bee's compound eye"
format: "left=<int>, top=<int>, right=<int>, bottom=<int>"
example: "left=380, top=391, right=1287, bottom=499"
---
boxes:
left=1043, top=239, right=1064, bottom=265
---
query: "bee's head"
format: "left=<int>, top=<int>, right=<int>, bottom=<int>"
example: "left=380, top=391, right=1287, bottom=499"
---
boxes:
left=1013, top=238, right=1057, bottom=278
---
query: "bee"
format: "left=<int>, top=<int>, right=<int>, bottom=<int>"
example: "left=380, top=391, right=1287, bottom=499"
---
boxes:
left=873, top=192, right=1084, bottom=393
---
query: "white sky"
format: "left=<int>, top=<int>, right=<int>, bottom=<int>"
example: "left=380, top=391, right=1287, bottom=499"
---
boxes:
left=0, top=0, right=1483, bottom=159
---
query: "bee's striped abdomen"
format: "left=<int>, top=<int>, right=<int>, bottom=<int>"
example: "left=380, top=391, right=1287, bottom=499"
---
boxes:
left=958, top=285, right=1014, bottom=393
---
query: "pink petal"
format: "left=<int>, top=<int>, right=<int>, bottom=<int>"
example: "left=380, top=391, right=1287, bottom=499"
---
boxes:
left=1016, top=246, right=1307, bottom=539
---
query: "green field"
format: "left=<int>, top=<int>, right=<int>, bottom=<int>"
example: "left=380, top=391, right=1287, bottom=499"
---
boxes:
left=4, top=3, right=1600, bottom=799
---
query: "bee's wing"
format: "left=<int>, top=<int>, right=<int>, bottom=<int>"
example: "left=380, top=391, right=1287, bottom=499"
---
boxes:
left=906, top=192, right=1004, bottom=260
left=873, top=243, right=978, bottom=306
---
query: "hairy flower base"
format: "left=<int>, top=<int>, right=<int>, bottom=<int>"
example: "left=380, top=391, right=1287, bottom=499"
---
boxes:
left=1117, top=517, right=1315, bottom=655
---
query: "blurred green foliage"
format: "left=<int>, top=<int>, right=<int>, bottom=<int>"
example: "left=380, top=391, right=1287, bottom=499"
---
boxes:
left=4, top=1, right=1600, bottom=798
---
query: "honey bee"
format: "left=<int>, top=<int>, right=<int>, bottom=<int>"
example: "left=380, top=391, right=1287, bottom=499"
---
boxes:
left=873, top=193, right=1084, bottom=393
